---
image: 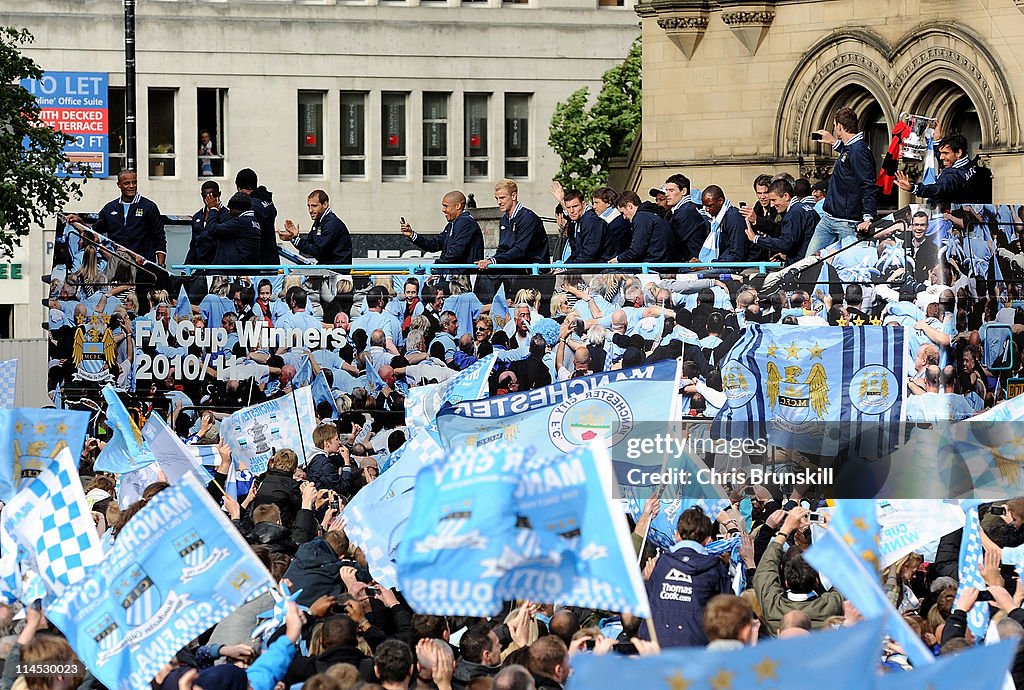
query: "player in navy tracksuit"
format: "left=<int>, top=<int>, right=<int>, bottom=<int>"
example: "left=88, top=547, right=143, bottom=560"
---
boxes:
left=186, top=180, right=229, bottom=266
left=402, top=191, right=484, bottom=274
left=663, top=174, right=708, bottom=262
left=477, top=180, right=550, bottom=272
left=562, top=188, right=608, bottom=264
left=282, top=189, right=353, bottom=268
left=81, top=170, right=166, bottom=264
left=746, top=179, right=819, bottom=265
left=235, top=167, right=280, bottom=265
left=806, top=107, right=877, bottom=255
left=895, top=133, right=987, bottom=206
left=611, top=191, right=671, bottom=264
left=211, top=193, right=262, bottom=265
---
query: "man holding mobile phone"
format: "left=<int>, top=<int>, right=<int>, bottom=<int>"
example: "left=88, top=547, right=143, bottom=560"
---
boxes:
left=401, top=191, right=484, bottom=274
left=806, top=107, right=877, bottom=255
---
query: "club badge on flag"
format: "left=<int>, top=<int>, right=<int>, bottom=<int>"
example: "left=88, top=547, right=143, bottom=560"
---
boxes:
left=398, top=443, right=650, bottom=618
left=47, top=472, right=275, bottom=690
left=0, top=408, right=89, bottom=502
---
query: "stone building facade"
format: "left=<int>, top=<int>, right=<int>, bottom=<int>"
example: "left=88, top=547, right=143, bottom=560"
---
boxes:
left=4, top=0, right=639, bottom=338
left=627, top=0, right=1024, bottom=205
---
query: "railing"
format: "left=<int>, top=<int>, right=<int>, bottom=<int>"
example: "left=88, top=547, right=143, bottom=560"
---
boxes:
left=171, top=261, right=783, bottom=276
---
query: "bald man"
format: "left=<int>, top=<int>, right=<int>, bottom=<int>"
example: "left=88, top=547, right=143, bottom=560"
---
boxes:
left=401, top=191, right=484, bottom=274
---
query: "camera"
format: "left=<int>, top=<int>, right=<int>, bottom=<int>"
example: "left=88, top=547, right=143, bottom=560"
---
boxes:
left=365, top=586, right=380, bottom=597
left=808, top=512, right=826, bottom=524
left=991, top=505, right=1008, bottom=516
left=811, top=132, right=823, bottom=141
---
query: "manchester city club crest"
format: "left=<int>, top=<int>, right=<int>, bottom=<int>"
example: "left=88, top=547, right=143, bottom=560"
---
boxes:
left=721, top=361, right=756, bottom=407
left=849, top=364, right=899, bottom=414
left=174, top=529, right=207, bottom=569
left=766, top=361, right=830, bottom=426
left=112, top=565, right=161, bottom=628
left=548, top=389, right=633, bottom=453
left=87, top=614, right=122, bottom=664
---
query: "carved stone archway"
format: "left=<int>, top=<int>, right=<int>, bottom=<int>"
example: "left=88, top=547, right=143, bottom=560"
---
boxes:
left=776, top=24, right=1019, bottom=164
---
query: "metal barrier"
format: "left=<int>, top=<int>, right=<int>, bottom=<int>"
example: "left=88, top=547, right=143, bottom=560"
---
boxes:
left=171, top=261, right=783, bottom=276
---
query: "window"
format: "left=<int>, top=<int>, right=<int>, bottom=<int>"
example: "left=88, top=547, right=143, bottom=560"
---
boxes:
left=381, top=92, right=408, bottom=179
left=298, top=91, right=325, bottom=176
left=197, top=88, right=226, bottom=177
left=108, top=86, right=126, bottom=175
left=464, top=94, right=489, bottom=180
left=598, top=0, right=625, bottom=5
left=422, top=92, right=449, bottom=179
left=340, top=92, right=366, bottom=179
left=504, top=93, right=530, bottom=178
left=147, top=88, right=176, bottom=177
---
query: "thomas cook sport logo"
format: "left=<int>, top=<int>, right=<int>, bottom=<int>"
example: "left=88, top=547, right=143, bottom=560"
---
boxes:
left=548, top=389, right=633, bottom=452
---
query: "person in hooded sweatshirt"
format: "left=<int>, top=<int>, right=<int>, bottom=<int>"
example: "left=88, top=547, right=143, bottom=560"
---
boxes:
left=639, top=506, right=730, bottom=647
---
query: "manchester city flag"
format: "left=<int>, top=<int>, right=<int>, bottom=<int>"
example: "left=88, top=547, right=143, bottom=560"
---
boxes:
left=713, top=324, right=908, bottom=457
left=0, top=408, right=89, bottom=502
left=397, top=444, right=650, bottom=618
left=436, top=360, right=682, bottom=463
left=95, top=384, right=157, bottom=475
left=568, top=619, right=883, bottom=690
left=47, top=472, right=275, bottom=690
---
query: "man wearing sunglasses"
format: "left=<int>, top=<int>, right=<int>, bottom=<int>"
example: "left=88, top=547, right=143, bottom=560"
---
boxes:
left=185, top=180, right=228, bottom=266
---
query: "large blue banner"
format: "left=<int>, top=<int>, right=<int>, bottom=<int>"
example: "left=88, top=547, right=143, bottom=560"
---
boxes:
left=0, top=408, right=89, bottom=502
left=713, top=324, right=907, bottom=456
left=47, top=473, right=275, bottom=690
left=436, top=360, right=681, bottom=460
left=397, top=444, right=650, bottom=618
left=568, top=619, right=883, bottom=690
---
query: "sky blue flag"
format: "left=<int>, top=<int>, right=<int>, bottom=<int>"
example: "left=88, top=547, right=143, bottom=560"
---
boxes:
left=436, top=360, right=682, bottom=474
left=437, top=352, right=495, bottom=406
left=344, top=428, right=445, bottom=587
left=140, top=414, right=207, bottom=484
left=956, top=501, right=990, bottom=641
left=311, top=371, right=340, bottom=418
left=47, top=472, right=275, bottom=690
left=568, top=619, right=883, bottom=690
left=712, top=324, right=908, bottom=457
left=491, top=284, right=510, bottom=320
left=95, top=385, right=157, bottom=474
left=0, top=408, right=89, bottom=502
left=877, top=637, right=1016, bottom=690
left=442, top=292, right=483, bottom=339
left=937, top=406, right=1024, bottom=497
left=293, top=356, right=314, bottom=388
left=1, top=448, right=104, bottom=602
left=805, top=528, right=935, bottom=668
left=346, top=491, right=414, bottom=590
left=174, top=284, right=192, bottom=321
left=398, top=443, right=650, bottom=618
left=829, top=499, right=882, bottom=570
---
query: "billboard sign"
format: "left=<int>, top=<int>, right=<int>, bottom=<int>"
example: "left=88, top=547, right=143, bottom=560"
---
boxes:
left=21, top=71, right=108, bottom=177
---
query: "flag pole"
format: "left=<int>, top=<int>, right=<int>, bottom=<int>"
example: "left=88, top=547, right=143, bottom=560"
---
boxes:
left=291, top=389, right=308, bottom=466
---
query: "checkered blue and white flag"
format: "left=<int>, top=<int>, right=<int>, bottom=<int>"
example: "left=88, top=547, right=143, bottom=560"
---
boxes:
left=3, top=447, right=104, bottom=600
left=0, top=359, right=16, bottom=409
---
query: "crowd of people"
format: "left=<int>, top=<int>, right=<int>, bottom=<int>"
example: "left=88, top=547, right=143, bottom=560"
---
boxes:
left=9, top=104, right=1024, bottom=688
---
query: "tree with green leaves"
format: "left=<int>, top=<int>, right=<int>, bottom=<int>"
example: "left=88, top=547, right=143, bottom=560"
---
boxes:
left=548, top=38, right=642, bottom=194
left=0, top=27, right=90, bottom=258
